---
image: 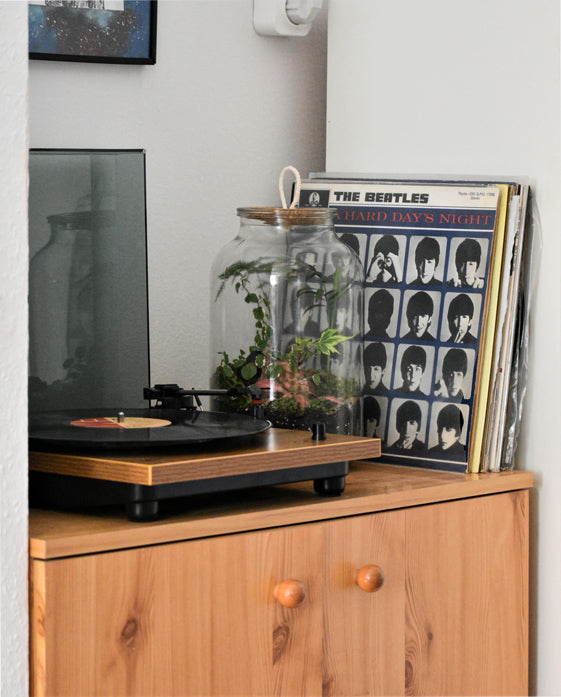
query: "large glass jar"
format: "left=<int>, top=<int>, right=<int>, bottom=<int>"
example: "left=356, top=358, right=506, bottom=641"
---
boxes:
left=210, top=207, right=364, bottom=434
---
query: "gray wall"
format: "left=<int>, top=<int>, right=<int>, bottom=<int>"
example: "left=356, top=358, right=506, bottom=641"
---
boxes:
left=326, top=2, right=561, bottom=694
left=29, top=0, right=328, bottom=390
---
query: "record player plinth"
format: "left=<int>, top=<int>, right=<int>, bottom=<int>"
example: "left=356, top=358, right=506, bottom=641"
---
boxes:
left=29, top=428, right=381, bottom=521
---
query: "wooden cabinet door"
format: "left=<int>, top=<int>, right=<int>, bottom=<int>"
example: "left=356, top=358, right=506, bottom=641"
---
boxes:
left=322, top=509, right=406, bottom=696
left=31, top=523, right=324, bottom=697
left=30, top=490, right=530, bottom=697
left=404, top=490, right=529, bottom=696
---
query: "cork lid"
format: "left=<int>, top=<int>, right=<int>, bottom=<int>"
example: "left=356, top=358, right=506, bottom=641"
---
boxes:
left=237, top=207, right=335, bottom=227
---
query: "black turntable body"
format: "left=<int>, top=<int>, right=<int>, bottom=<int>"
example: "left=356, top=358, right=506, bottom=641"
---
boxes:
left=29, top=385, right=381, bottom=521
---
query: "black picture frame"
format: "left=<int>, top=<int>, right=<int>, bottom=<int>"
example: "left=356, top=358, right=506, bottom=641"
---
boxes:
left=29, top=1, right=157, bottom=65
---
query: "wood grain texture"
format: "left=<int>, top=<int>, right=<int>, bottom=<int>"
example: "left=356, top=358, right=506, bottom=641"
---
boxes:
left=29, top=428, right=382, bottom=485
left=29, top=473, right=532, bottom=697
left=29, top=462, right=533, bottom=560
left=32, top=524, right=324, bottom=697
left=322, top=511, right=406, bottom=696
left=404, top=490, right=529, bottom=696
left=29, top=560, right=46, bottom=697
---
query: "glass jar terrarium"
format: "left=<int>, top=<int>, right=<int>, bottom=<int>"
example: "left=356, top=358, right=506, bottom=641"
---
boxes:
left=210, top=207, right=364, bottom=434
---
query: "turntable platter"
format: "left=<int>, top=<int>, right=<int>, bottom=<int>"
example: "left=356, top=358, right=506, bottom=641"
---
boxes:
left=29, top=408, right=271, bottom=450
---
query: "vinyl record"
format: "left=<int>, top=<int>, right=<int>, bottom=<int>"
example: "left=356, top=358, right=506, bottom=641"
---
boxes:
left=29, top=408, right=271, bottom=451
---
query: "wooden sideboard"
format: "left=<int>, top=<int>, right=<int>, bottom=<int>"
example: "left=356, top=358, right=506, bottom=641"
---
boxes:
left=29, top=460, right=532, bottom=697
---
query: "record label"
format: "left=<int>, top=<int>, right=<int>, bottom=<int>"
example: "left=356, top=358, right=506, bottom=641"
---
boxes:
left=71, top=417, right=172, bottom=429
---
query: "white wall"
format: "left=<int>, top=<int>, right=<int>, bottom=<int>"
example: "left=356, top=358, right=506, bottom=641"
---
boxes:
left=326, top=2, right=561, bottom=694
left=29, top=0, right=328, bottom=389
left=0, top=2, right=326, bottom=693
left=0, top=2, right=29, bottom=696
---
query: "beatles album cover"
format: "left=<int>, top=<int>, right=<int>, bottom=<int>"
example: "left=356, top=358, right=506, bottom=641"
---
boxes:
left=299, top=178, right=508, bottom=472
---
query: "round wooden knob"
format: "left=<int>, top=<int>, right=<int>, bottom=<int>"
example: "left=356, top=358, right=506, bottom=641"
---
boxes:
left=274, top=579, right=306, bottom=608
left=356, top=564, right=384, bottom=593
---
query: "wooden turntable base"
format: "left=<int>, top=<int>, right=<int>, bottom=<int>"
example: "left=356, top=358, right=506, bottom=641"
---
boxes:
left=29, top=428, right=381, bottom=521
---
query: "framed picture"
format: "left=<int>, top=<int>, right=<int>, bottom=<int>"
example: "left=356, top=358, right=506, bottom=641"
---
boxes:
left=28, top=1, right=157, bottom=64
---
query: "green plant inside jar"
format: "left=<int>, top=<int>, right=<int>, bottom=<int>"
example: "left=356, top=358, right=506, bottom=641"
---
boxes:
left=212, top=258, right=360, bottom=431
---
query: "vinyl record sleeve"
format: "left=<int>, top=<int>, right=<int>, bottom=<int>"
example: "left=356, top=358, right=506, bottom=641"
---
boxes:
left=299, top=178, right=508, bottom=472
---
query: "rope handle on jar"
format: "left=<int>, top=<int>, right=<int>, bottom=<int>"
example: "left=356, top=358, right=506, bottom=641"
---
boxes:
left=279, top=166, right=301, bottom=209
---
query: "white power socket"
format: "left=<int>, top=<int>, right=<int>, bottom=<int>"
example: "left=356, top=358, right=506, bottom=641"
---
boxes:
left=253, top=0, right=323, bottom=37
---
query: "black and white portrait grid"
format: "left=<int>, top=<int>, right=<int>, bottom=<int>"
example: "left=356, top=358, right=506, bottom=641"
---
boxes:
left=300, top=180, right=502, bottom=472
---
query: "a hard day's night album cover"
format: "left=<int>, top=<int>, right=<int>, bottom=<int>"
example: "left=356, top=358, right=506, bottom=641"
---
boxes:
left=300, top=179, right=504, bottom=472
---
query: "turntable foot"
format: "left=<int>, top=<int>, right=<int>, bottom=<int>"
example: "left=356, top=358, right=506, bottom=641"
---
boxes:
left=314, top=475, right=346, bottom=497
left=126, top=500, right=159, bottom=522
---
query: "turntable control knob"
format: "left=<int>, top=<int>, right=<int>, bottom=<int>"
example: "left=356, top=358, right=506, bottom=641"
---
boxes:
left=274, top=579, right=306, bottom=608
left=356, top=564, right=384, bottom=593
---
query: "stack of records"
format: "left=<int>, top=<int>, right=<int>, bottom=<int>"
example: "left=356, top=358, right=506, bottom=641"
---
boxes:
left=298, top=174, right=536, bottom=473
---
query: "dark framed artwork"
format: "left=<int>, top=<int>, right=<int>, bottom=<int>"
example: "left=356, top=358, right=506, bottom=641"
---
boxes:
left=29, top=1, right=157, bottom=64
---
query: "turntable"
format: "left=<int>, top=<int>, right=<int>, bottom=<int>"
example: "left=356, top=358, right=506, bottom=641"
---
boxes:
left=29, top=385, right=381, bottom=521
left=27, top=158, right=380, bottom=522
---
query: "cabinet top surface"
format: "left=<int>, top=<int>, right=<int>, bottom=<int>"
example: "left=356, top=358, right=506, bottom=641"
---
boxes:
left=29, top=459, right=533, bottom=560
